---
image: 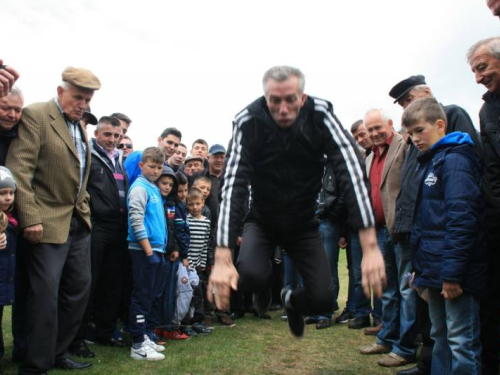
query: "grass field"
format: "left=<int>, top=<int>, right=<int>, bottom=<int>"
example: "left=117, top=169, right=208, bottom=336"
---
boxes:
left=0, top=251, right=413, bottom=374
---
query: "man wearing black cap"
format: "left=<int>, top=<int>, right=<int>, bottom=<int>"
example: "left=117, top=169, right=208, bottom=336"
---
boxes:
left=7, top=67, right=101, bottom=373
left=80, top=108, right=98, bottom=129
left=389, top=75, right=480, bottom=375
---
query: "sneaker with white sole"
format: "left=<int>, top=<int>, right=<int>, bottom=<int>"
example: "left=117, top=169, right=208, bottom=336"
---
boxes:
left=144, top=335, right=165, bottom=352
left=131, top=341, right=165, bottom=361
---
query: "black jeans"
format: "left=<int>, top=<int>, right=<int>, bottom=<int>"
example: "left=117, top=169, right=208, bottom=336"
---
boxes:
left=19, top=216, right=91, bottom=374
left=237, top=222, right=333, bottom=316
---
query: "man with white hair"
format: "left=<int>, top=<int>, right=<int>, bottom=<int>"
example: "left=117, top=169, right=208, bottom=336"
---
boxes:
left=468, top=36, right=500, bottom=375
left=7, top=67, right=100, bottom=373
left=358, top=109, right=416, bottom=368
left=208, top=65, right=386, bottom=340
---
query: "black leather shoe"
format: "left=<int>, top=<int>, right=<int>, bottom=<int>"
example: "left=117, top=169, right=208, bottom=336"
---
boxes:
left=68, top=341, right=95, bottom=359
left=95, top=337, right=127, bottom=347
left=348, top=316, right=371, bottom=329
left=281, top=288, right=304, bottom=338
left=54, top=358, right=93, bottom=370
left=397, top=366, right=428, bottom=375
left=316, top=319, right=331, bottom=329
left=230, top=311, right=245, bottom=320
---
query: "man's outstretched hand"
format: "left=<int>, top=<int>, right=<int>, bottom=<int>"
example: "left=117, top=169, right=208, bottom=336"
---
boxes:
left=359, top=227, right=386, bottom=298
left=0, top=60, right=20, bottom=97
left=207, top=247, right=239, bottom=310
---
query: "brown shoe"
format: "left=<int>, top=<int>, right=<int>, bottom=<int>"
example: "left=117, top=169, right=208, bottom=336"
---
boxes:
left=202, top=316, right=214, bottom=328
left=378, top=352, right=416, bottom=367
left=359, top=343, right=391, bottom=355
left=364, top=324, right=382, bottom=336
left=217, top=314, right=236, bottom=327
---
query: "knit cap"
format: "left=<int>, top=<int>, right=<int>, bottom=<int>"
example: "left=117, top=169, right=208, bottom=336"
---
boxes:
left=0, top=167, right=16, bottom=191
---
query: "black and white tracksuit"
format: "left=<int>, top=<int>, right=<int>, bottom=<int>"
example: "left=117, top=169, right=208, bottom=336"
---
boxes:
left=217, top=96, right=374, bottom=316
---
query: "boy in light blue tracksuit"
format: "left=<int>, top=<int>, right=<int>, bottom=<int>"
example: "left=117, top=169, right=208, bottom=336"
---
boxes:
left=127, top=147, right=168, bottom=361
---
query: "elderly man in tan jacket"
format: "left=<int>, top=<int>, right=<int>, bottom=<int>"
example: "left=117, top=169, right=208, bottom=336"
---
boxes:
left=359, top=109, right=418, bottom=369
left=6, top=67, right=100, bottom=374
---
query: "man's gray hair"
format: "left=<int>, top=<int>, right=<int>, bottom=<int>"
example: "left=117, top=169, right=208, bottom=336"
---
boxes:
left=59, top=81, right=70, bottom=90
left=364, top=108, right=391, bottom=124
left=466, top=37, right=500, bottom=64
left=411, top=84, right=434, bottom=97
left=8, top=86, right=23, bottom=100
left=262, top=66, right=305, bottom=94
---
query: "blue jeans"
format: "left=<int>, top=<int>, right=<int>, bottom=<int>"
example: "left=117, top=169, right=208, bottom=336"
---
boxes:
left=428, top=289, right=482, bottom=375
left=376, top=229, right=418, bottom=359
left=315, top=220, right=340, bottom=320
left=351, top=232, right=382, bottom=319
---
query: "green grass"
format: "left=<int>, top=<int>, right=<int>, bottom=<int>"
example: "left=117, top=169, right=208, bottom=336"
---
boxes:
left=1, top=251, right=412, bottom=374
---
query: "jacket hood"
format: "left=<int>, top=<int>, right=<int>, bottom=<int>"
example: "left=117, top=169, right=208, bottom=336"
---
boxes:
left=431, top=132, right=474, bottom=151
left=160, top=165, right=179, bottom=199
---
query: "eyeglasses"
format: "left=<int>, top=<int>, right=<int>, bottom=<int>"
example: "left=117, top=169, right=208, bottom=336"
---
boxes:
left=118, top=144, right=133, bottom=149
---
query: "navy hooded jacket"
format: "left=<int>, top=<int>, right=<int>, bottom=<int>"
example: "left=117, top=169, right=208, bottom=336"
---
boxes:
left=411, top=132, right=487, bottom=297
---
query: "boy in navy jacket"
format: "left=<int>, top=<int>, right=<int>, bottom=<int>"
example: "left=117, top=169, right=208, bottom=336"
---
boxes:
left=403, top=98, right=486, bottom=375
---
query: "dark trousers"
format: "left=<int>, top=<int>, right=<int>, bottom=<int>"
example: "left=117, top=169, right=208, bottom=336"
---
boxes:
left=72, top=221, right=128, bottom=345
left=128, top=251, right=164, bottom=344
left=12, top=237, right=30, bottom=362
left=416, top=294, right=433, bottom=373
left=237, top=222, right=334, bottom=316
left=481, top=226, right=500, bottom=375
left=149, top=257, right=179, bottom=331
left=20, top=216, right=91, bottom=374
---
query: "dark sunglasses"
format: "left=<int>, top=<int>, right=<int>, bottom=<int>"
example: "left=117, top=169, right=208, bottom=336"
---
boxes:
left=118, top=144, right=133, bottom=149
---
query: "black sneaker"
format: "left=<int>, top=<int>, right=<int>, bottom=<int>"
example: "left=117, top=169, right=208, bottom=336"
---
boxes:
left=281, top=288, right=304, bottom=338
left=68, top=341, right=95, bottom=359
left=348, top=316, right=371, bottom=329
left=192, top=322, right=213, bottom=335
left=253, top=289, right=272, bottom=316
left=335, top=308, right=355, bottom=324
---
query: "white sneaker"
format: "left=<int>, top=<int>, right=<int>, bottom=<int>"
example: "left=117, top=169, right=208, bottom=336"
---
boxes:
left=130, top=341, right=165, bottom=361
left=144, top=334, right=166, bottom=352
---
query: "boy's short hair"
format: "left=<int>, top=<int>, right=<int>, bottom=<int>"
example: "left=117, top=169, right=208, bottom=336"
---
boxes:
left=402, top=98, right=447, bottom=128
left=176, top=171, right=188, bottom=185
left=141, top=147, right=165, bottom=164
left=187, top=186, right=204, bottom=201
left=192, top=139, right=208, bottom=148
left=193, top=176, right=212, bottom=186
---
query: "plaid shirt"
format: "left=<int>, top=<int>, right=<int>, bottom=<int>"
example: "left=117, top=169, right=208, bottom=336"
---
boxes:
left=54, top=98, right=87, bottom=190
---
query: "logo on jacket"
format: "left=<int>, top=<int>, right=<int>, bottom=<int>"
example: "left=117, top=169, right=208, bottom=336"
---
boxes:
left=425, top=172, right=438, bottom=186
left=181, top=276, right=189, bottom=285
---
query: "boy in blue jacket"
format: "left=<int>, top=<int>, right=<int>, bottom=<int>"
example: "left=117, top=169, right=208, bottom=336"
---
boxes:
left=403, top=98, right=486, bottom=375
left=127, top=147, right=167, bottom=361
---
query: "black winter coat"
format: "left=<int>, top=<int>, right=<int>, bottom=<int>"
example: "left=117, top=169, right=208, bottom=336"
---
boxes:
left=87, top=140, right=129, bottom=225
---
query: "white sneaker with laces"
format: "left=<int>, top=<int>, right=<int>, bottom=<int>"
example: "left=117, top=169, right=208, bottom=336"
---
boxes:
left=144, top=334, right=166, bottom=352
left=130, top=341, right=165, bottom=361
